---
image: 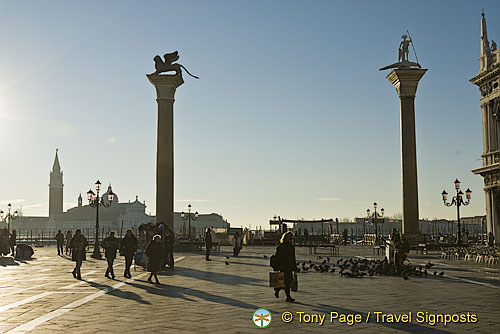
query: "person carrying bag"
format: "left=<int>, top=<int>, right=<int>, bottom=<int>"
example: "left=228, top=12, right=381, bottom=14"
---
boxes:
left=271, top=231, right=298, bottom=302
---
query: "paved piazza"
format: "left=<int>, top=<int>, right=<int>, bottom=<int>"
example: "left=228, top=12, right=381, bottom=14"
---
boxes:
left=0, top=245, right=498, bottom=333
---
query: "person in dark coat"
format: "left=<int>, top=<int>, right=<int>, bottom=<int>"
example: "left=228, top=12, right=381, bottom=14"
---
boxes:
left=9, top=229, right=17, bottom=256
left=102, top=231, right=120, bottom=279
left=55, top=230, right=65, bottom=256
left=274, top=231, right=298, bottom=302
left=163, top=227, right=175, bottom=268
left=205, top=228, right=213, bottom=261
left=145, top=234, right=163, bottom=284
left=70, top=229, right=88, bottom=280
left=120, top=229, right=138, bottom=278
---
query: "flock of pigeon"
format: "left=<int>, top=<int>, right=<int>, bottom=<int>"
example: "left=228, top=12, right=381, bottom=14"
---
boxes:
left=284, top=255, right=443, bottom=280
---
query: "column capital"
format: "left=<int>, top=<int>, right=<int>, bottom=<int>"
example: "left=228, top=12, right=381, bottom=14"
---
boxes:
left=147, top=74, right=184, bottom=100
left=386, top=68, right=427, bottom=97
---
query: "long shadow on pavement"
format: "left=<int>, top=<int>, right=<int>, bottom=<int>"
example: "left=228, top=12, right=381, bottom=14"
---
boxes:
left=158, top=266, right=266, bottom=286
left=80, top=278, right=151, bottom=305
left=124, top=280, right=259, bottom=310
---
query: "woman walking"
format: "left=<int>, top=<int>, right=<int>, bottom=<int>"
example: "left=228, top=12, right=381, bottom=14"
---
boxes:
left=274, top=231, right=298, bottom=302
left=145, top=234, right=163, bottom=284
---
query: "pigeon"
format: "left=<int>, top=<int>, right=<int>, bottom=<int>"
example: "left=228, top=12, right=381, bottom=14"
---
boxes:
left=225, top=256, right=230, bottom=259
left=403, top=273, right=409, bottom=280
left=327, top=257, right=330, bottom=263
left=317, top=256, right=323, bottom=259
left=425, top=261, right=434, bottom=269
left=433, top=271, right=437, bottom=276
left=225, top=261, right=230, bottom=265
left=263, top=255, right=268, bottom=258
left=424, top=270, right=428, bottom=277
left=439, top=271, right=444, bottom=276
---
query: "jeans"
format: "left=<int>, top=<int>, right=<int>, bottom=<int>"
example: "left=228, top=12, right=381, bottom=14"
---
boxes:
left=124, top=254, right=133, bottom=276
left=106, top=257, right=115, bottom=277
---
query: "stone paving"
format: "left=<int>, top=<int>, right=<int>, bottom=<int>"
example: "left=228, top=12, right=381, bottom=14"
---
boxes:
left=0, top=245, right=498, bottom=333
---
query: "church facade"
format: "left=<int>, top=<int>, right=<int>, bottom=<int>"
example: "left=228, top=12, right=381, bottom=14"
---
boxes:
left=470, top=12, right=500, bottom=243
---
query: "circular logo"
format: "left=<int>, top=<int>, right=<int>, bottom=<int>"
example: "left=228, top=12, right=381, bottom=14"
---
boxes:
left=253, top=308, right=272, bottom=328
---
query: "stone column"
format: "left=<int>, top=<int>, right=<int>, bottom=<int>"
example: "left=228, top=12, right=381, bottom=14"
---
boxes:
left=386, top=68, right=427, bottom=241
left=147, top=74, right=184, bottom=231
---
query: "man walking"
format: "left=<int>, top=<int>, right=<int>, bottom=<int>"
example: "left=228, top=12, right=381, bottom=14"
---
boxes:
left=102, top=231, right=120, bottom=279
left=205, top=228, right=212, bottom=261
left=70, top=229, right=88, bottom=280
left=120, top=229, right=138, bottom=278
left=55, top=229, right=65, bottom=256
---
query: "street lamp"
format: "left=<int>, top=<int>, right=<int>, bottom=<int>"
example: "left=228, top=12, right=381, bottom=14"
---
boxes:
left=180, top=204, right=198, bottom=240
left=367, top=202, right=384, bottom=244
left=0, top=203, right=19, bottom=235
left=442, top=179, right=471, bottom=246
left=87, top=180, right=115, bottom=259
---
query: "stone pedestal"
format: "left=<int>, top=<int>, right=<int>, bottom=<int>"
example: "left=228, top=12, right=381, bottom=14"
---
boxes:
left=386, top=69, right=427, bottom=238
left=147, top=74, right=184, bottom=231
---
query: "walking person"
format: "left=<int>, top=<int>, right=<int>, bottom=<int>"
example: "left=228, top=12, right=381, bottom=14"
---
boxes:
left=205, top=228, right=212, bottom=261
left=70, top=229, right=88, bottom=280
left=102, top=231, right=120, bottom=279
left=120, top=229, right=138, bottom=278
left=163, top=227, right=174, bottom=268
left=145, top=234, right=163, bottom=284
left=55, top=229, right=65, bottom=256
left=232, top=232, right=241, bottom=257
left=273, top=231, right=298, bottom=302
left=65, top=231, right=72, bottom=255
left=9, top=229, right=17, bottom=256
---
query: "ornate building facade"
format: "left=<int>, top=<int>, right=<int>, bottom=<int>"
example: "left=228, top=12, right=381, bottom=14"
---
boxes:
left=470, top=12, right=500, bottom=243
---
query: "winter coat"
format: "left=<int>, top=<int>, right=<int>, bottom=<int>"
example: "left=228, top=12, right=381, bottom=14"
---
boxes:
left=55, top=232, right=64, bottom=244
left=102, top=236, right=120, bottom=259
left=275, top=241, right=298, bottom=272
left=70, top=234, right=88, bottom=262
left=145, top=240, right=163, bottom=272
left=205, top=231, right=212, bottom=248
left=120, top=235, right=138, bottom=257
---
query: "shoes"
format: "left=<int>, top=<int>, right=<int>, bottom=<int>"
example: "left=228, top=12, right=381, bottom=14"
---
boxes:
left=155, top=280, right=160, bottom=285
left=274, top=290, right=280, bottom=299
left=206, top=258, right=212, bottom=261
left=286, top=295, right=295, bottom=303
left=111, top=274, right=116, bottom=279
left=76, top=275, right=82, bottom=280
left=72, top=270, right=77, bottom=278
left=147, top=278, right=152, bottom=283
left=105, top=274, right=111, bottom=279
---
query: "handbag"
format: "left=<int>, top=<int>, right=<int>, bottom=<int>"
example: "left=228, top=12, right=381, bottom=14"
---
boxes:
left=269, top=271, right=285, bottom=288
left=291, top=273, right=298, bottom=292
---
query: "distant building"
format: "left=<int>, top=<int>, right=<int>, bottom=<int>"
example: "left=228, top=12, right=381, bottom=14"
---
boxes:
left=12, top=150, right=230, bottom=237
left=470, top=12, right=499, bottom=243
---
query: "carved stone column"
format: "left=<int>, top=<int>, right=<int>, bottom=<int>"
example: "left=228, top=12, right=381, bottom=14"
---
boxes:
left=386, top=68, right=427, bottom=241
left=147, top=74, right=184, bottom=231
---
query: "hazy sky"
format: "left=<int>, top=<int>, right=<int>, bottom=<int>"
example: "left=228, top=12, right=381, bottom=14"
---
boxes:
left=0, top=0, right=498, bottom=228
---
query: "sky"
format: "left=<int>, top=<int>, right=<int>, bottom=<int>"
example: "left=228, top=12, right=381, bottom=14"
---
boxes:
left=0, top=0, right=498, bottom=228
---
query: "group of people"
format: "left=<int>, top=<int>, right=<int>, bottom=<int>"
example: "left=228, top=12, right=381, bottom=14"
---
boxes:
left=55, top=230, right=73, bottom=256
left=0, top=228, right=16, bottom=256
left=67, top=225, right=176, bottom=284
left=68, top=229, right=139, bottom=281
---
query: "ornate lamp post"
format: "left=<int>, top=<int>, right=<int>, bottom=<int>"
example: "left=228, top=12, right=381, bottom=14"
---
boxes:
left=87, top=180, right=115, bottom=259
left=442, top=179, right=471, bottom=246
left=367, top=202, right=384, bottom=244
left=181, top=204, right=198, bottom=240
left=0, top=203, right=19, bottom=234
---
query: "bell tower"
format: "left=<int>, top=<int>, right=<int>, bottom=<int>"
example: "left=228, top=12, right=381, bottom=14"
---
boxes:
left=49, top=149, right=64, bottom=217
